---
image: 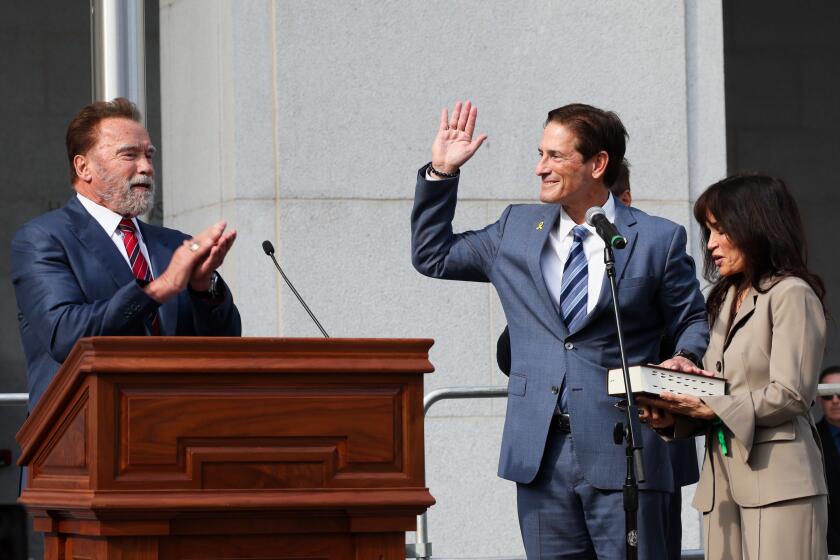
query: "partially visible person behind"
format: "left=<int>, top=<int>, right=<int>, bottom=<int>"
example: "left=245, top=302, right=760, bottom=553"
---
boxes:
left=11, top=97, right=242, bottom=410
left=640, top=173, right=828, bottom=559
left=610, top=158, right=632, bottom=206
left=818, top=365, right=840, bottom=554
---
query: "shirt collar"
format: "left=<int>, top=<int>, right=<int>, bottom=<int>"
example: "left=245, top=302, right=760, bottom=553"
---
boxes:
left=557, top=191, right=616, bottom=239
left=76, top=193, right=141, bottom=238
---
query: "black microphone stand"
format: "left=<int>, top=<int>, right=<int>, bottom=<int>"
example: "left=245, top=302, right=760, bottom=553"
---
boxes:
left=604, top=245, right=645, bottom=560
left=262, top=241, right=330, bottom=338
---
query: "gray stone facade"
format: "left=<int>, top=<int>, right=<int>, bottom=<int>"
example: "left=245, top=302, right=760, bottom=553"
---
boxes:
left=158, top=2, right=726, bottom=555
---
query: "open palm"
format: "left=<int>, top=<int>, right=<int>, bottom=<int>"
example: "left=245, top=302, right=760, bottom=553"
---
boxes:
left=431, top=100, right=488, bottom=174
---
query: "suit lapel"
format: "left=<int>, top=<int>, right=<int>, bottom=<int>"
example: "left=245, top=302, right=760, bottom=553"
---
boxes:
left=138, top=222, right=179, bottom=336
left=573, top=201, right=638, bottom=332
left=724, top=287, right=757, bottom=351
left=65, top=197, right=136, bottom=289
left=610, top=203, right=638, bottom=287
left=527, top=204, right=568, bottom=339
left=705, top=287, right=734, bottom=365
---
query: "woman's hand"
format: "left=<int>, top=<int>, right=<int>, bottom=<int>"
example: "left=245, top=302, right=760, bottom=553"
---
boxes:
left=637, top=402, right=676, bottom=430
left=638, top=391, right=716, bottom=422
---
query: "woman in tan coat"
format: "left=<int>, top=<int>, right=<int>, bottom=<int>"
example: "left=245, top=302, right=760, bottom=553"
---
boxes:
left=640, top=173, right=828, bottom=559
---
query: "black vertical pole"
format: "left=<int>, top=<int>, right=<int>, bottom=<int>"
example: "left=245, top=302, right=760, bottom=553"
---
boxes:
left=604, top=246, right=645, bottom=560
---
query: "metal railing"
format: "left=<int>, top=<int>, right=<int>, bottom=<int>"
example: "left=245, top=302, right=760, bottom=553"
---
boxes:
left=819, top=384, right=840, bottom=397
left=406, top=387, right=510, bottom=560
left=3, top=383, right=837, bottom=408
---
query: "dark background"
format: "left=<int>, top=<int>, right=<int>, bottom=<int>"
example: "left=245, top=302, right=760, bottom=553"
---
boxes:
left=723, top=1, right=840, bottom=365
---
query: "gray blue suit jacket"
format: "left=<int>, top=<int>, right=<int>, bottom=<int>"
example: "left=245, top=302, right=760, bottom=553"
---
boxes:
left=11, top=196, right=242, bottom=409
left=411, top=167, right=708, bottom=491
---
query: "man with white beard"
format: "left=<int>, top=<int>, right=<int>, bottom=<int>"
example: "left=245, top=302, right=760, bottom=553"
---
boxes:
left=10, top=97, right=241, bottom=410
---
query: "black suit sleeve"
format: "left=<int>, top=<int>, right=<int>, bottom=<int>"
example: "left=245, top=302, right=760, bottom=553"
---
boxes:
left=496, top=326, right=511, bottom=376
left=188, top=275, right=242, bottom=336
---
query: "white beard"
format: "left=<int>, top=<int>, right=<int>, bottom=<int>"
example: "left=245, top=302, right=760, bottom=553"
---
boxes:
left=95, top=169, right=156, bottom=217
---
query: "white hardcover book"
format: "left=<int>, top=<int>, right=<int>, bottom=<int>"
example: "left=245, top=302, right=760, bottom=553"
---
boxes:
left=607, top=364, right=725, bottom=398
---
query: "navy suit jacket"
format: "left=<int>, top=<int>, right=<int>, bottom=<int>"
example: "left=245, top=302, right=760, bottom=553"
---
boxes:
left=11, top=196, right=242, bottom=409
left=497, top=326, right=700, bottom=488
left=411, top=167, right=708, bottom=491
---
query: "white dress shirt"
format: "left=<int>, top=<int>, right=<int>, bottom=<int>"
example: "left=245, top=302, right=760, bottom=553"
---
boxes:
left=76, top=193, right=157, bottom=277
left=540, top=194, right=616, bottom=316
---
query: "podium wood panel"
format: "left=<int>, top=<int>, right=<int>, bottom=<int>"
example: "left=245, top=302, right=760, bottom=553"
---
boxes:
left=17, top=337, right=435, bottom=559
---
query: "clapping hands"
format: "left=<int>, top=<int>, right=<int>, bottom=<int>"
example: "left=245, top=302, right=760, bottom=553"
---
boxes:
left=145, top=221, right=237, bottom=303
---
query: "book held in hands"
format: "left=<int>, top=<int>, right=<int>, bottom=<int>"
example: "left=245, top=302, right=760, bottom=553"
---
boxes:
left=607, top=364, right=725, bottom=398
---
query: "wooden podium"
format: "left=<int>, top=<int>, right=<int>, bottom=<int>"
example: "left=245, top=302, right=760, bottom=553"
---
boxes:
left=16, top=337, right=435, bottom=560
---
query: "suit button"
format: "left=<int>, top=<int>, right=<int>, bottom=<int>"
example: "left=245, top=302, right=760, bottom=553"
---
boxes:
left=551, top=385, right=560, bottom=395
left=565, top=342, right=574, bottom=350
left=716, top=361, right=722, bottom=372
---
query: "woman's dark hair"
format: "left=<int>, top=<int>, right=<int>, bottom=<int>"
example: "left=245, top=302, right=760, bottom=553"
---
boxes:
left=693, top=173, right=825, bottom=325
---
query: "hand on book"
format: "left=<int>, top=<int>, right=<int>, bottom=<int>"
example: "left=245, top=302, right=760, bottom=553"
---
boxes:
left=638, top=390, right=716, bottom=428
left=657, top=356, right=715, bottom=377
left=636, top=399, right=676, bottom=429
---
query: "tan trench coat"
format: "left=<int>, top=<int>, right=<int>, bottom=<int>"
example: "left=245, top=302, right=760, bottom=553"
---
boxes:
left=684, top=276, right=827, bottom=511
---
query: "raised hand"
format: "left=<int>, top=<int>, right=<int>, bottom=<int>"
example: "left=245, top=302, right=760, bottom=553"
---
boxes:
left=431, top=100, right=488, bottom=175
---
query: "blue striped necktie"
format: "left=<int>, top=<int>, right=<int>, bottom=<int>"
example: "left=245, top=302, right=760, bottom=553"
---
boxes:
left=558, top=225, right=590, bottom=330
left=556, top=225, right=589, bottom=412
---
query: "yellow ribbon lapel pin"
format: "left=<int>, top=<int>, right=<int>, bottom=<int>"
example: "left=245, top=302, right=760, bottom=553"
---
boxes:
left=536, top=221, right=544, bottom=231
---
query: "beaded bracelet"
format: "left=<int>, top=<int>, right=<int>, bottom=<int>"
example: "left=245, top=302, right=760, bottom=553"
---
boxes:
left=428, top=163, right=459, bottom=179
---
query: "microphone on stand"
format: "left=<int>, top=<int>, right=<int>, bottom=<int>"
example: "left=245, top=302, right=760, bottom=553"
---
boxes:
left=261, top=240, right=329, bottom=338
left=585, top=207, right=627, bottom=249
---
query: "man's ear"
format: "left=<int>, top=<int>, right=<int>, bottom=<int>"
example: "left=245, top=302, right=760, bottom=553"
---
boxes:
left=590, top=151, right=609, bottom=181
left=73, top=154, right=92, bottom=182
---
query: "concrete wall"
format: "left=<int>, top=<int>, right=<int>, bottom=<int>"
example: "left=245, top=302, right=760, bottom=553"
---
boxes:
left=159, top=1, right=729, bottom=557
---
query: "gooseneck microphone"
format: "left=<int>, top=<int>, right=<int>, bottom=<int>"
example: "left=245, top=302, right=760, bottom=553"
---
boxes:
left=585, top=207, right=627, bottom=249
left=261, top=240, right=329, bottom=338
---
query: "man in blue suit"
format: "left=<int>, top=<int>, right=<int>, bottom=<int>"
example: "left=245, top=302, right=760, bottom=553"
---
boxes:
left=411, top=101, right=708, bottom=558
left=11, top=98, right=241, bottom=410
left=494, top=159, right=701, bottom=559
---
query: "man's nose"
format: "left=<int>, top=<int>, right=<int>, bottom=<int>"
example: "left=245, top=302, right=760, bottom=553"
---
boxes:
left=137, top=155, right=155, bottom=176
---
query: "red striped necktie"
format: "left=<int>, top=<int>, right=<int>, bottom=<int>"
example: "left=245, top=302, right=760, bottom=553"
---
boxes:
left=117, top=218, right=161, bottom=335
